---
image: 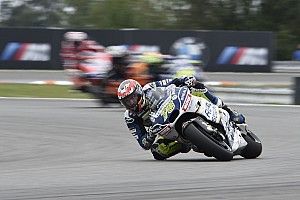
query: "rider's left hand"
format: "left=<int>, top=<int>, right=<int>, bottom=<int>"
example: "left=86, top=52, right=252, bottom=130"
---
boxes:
left=183, top=76, right=196, bottom=87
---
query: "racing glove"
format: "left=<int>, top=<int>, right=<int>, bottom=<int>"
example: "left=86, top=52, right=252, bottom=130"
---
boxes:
left=142, top=132, right=156, bottom=150
left=148, top=125, right=159, bottom=138
left=182, top=76, right=196, bottom=87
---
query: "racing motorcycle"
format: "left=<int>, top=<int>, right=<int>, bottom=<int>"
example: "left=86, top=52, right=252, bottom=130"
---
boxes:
left=93, top=62, right=153, bottom=105
left=65, top=50, right=112, bottom=93
left=149, top=84, right=262, bottom=161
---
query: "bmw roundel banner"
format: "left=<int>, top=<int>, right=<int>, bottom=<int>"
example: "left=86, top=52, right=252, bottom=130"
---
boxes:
left=206, top=30, right=273, bottom=72
left=217, top=46, right=268, bottom=66
left=1, top=42, right=50, bottom=61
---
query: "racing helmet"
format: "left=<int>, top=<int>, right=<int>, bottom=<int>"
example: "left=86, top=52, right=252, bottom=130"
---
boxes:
left=106, top=45, right=129, bottom=65
left=64, top=31, right=87, bottom=42
left=117, top=79, right=146, bottom=112
left=64, top=31, right=88, bottom=48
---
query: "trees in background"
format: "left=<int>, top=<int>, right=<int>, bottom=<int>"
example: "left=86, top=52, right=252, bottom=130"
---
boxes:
left=0, top=0, right=67, bottom=27
left=0, top=0, right=299, bottom=60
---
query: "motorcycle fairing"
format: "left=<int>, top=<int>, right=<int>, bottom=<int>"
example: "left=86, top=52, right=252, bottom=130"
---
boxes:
left=150, top=85, right=189, bottom=125
left=149, top=85, right=190, bottom=140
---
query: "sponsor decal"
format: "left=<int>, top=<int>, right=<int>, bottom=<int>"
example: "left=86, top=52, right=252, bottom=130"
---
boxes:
left=161, top=101, right=175, bottom=121
left=159, top=125, right=172, bottom=136
left=124, top=110, right=134, bottom=123
left=204, top=102, right=218, bottom=122
left=182, top=94, right=192, bottom=111
left=152, top=96, right=172, bottom=119
left=217, top=46, right=268, bottom=65
left=150, top=124, right=171, bottom=137
left=171, top=94, right=177, bottom=100
left=125, top=116, right=135, bottom=123
left=150, top=124, right=165, bottom=135
left=1, top=42, right=51, bottom=61
left=180, top=87, right=188, bottom=102
left=159, top=79, right=171, bottom=86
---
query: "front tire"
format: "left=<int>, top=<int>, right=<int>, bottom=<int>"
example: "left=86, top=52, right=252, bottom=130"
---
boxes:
left=183, top=122, right=233, bottom=161
left=240, top=131, right=262, bottom=159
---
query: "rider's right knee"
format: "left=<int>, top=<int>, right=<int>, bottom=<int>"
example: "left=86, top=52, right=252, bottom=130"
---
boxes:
left=150, top=140, right=191, bottom=160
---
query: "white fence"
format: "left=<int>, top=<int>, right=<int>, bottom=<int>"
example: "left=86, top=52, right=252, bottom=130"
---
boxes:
left=273, top=61, right=300, bottom=73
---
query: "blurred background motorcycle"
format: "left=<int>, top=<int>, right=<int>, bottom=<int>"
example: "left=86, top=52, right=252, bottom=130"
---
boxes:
left=60, top=32, right=205, bottom=105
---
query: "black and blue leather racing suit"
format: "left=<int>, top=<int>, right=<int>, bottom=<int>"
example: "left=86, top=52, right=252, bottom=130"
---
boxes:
left=123, top=76, right=228, bottom=160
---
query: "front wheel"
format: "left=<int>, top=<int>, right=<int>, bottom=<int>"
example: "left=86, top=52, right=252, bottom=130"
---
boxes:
left=240, top=131, right=262, bottom=159
left=183, top=122, right=233, bottom=161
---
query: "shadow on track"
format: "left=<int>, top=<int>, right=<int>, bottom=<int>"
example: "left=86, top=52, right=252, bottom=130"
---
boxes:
left=124, top=157, right=246, bottom=162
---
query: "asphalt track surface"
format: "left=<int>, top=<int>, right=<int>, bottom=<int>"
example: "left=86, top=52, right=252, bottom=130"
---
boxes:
left=0, top=99, right=299, bottom=200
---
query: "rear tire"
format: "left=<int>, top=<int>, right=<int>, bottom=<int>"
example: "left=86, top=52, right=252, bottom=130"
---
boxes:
left=240, top=131, right=262, bottom=159
left=92, top=86, right=116, bottom=106
left=183, top=123, right=233, bottom=161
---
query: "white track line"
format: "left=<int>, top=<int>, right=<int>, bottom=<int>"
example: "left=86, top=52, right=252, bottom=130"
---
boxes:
left=1, top=97, right=300, bottom=107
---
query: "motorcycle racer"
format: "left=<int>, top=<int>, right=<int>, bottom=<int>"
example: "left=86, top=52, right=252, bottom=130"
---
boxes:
left=105, top=45, right=130, bottom=81
left=60, top=31, right=105, bottom=70
left=60, top=31, right=107, bottom=92
left=117, top=76, right=245, bottom=160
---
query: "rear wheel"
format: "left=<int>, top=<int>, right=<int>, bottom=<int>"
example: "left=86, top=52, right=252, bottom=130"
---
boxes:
left=240, top=131, right=262, bottom=159
left=92, top=85, right=119, bottom=106
left=183, top=122, right=233, bottom=161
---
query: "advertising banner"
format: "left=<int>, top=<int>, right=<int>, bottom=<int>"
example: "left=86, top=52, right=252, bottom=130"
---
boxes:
left=0, top=28, right=273, bottom=72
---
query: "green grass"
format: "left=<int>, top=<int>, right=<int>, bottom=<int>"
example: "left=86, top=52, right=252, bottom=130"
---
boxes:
left=0, top=83, right=92, bottom=98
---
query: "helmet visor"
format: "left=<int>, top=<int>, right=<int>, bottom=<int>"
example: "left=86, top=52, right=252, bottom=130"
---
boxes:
left=120, top=92, right=142, bottom=111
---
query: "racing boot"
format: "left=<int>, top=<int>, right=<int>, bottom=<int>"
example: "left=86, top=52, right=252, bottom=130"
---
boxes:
left=151, top=138, right=191, bottom=160
left=222, top=105, right=245, bottom=124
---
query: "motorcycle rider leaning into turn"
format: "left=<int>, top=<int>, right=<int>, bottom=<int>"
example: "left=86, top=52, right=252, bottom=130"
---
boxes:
left=117, top=76, right=245, bottom=160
